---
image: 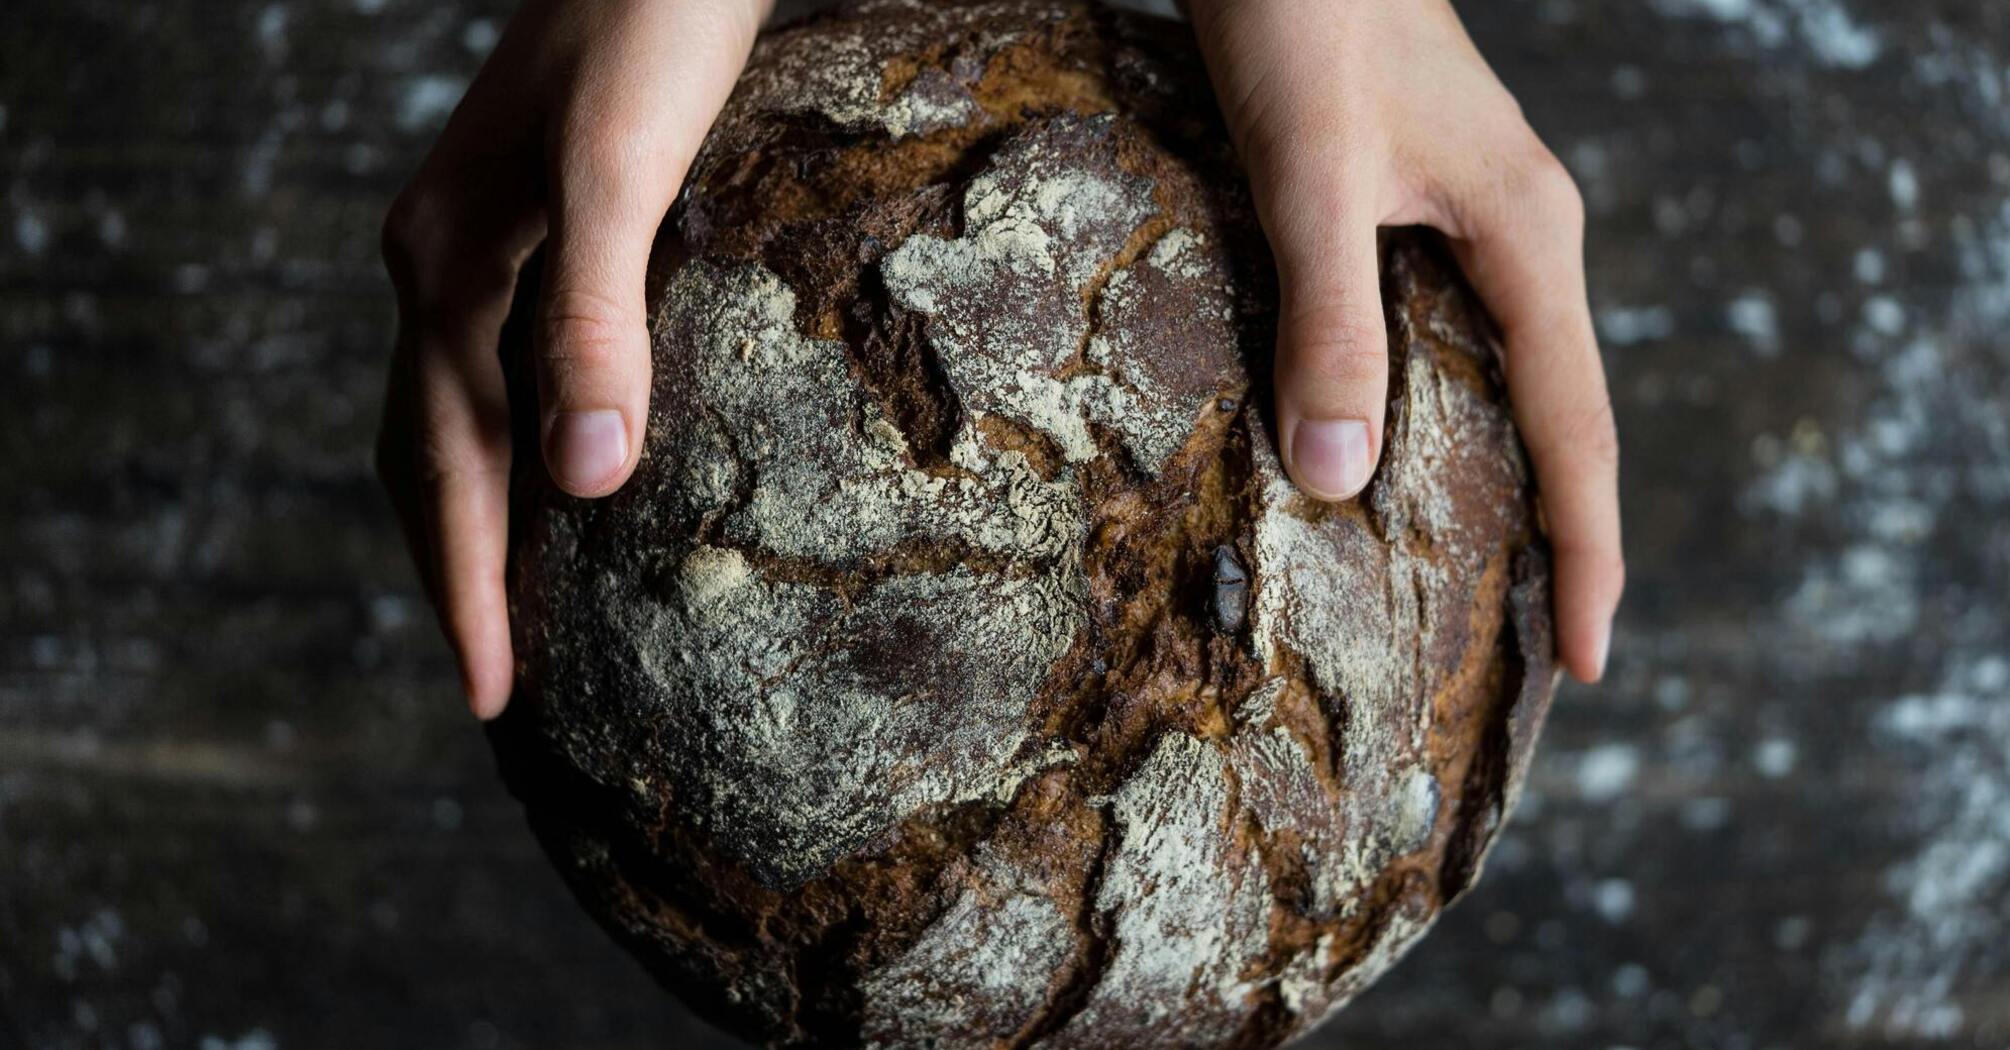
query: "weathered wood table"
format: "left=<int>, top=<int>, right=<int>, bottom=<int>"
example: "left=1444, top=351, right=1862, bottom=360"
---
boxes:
left=3, top=1, right=2006, bottom=1047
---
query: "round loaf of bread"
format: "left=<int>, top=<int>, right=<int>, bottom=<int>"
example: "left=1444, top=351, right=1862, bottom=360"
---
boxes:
left=492, top=2, right=1558, bottom=1046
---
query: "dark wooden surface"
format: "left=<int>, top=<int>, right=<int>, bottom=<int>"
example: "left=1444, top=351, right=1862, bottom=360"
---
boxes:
left=5, top=1, right=2009, bottom=1048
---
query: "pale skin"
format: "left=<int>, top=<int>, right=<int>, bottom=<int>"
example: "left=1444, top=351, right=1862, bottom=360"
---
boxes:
left=379, top=0, right=1625, bottom=720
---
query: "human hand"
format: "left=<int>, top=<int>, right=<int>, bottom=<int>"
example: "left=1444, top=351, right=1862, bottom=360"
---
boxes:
left=377, top=0, right=771, bottom=718
left=1187, top=0, right=1624, bottom=682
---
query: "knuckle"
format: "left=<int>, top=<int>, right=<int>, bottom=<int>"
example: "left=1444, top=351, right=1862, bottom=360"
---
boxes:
left=413, top=413, right=507, bottom=491
left=1515, top=144, right=1585, bottom=230
left=1539, top=402, right=1624, bottom=603
left=384, top=210, right=520, bottom=335
left=413, top=419, right=460, bottom=489
left=410, top=362, right=511, bottom=490
left=1572, top=545, right=1628, bottom=609
left=1304, top=337, right=1389, bottom=390
left=1457, top=137, right=1584, bottom=242
left=1565, top=400, right=1622, bottom=471
left=1287, top=307, right=1389, bottom=388
left=381, top=184, right=449, bottom=276
left=382, top=183, right=518, bottom=323
left=539, top=287, right=635, bottom=376
left=1541, top=396, right=1621, bottom=481
left=1557, top=534, right=1626, bottom=596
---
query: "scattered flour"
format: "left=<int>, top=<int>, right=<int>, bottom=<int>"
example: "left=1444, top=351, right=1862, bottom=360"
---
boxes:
left=1648, top=0, right=1882, bottom=69
left=395, top=75, right=464, bottom=132
left=1726, top=290, right=1781, bottom=355
left=1596, top=304, right=1675, bottom=347
left=1835, top=655, right=2010, bottom=1039
left=15, top=208, right=49, bottom=256
left=1574, top=743, right=1641, bottom=803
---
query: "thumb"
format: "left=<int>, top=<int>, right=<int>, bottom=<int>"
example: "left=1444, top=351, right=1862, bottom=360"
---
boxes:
left=1188, top=0, right=1391, bottom=502
left=1270, top=221, right=1390, bottom=501
left=536, top=147, right=672, bottom=498
left=535, top=0, right=766, bottom=498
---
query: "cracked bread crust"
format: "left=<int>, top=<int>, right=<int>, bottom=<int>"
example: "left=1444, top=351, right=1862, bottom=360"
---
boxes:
left=490, top=2, right=1558, bottom=1047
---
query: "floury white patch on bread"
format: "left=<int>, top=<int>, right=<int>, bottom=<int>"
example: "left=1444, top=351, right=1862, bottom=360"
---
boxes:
left=857, top=853, right=1077, bottom=1044
left=656, top=262, right=1088, bottom=567
left=1054, top=731, right=1274, bottom=1043
left=619, top=259, right=1090, bottom=884
left=719, top=0, right=1066, bottom=141
left=882, top=116, right=1240, bottom=477
left=495, top=3, right=1557, bottom=1047
left=1240, top=343, right=1522, bottom=915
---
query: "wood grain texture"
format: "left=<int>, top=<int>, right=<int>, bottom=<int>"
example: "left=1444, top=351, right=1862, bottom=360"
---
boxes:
left=3, top=1, right=2007, bottom=1048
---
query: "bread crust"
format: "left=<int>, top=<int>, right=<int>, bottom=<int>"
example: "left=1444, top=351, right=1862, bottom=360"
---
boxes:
left=492, top=3, right=1556, bottom=1046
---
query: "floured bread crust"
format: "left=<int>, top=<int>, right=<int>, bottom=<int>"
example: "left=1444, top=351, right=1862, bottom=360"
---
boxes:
left=491, top=2, right=1557, bottom=1047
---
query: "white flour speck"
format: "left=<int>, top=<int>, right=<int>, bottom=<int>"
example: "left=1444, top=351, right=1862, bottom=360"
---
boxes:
left=1649, top=0, right=1882, bottom=69
left=1726, top=290, right=1781, bottom=355
left=1888, top=159, right=1920, bottom=211
left=16, top=208, right=48, bottom=255
left=396, top=75, right=465, bottom=132
left=1574, top=743, right=1641, bottom=802
left=1593, top=879, right=1636, bottom=923
left=1754, top=737, right=1799, bottom=778
left=1854, top=247, right=1886, bottom=284
left=1863, top=295, right=1906, bottom=335
left=1835, top=655, right=2010, bottom=1039
left=1596, top=304, right=1675, bottom=346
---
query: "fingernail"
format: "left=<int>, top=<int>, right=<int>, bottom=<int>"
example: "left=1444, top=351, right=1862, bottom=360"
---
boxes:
left=1592, top=623, right=1612, bottom=682
left=547, top=410, right=628, bottom=493
left=1288, top=418, right=1373, bottom=500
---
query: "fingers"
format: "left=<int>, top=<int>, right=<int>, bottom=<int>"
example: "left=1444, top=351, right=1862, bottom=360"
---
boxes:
left=1188, top=0, right=1394, bottom=502
left=535, top=0, right=768, bottom=497
left=414, top=341, right=518, bottom=719
left=1189, top=0, right=1622, bottom=681
left=377, top=0, right=557, bottom=718
left=381, top=175, right=541, bottom=720
left=376, top=0, right=768, bottom=718
left=1446, top=151, right=1625, bottom=683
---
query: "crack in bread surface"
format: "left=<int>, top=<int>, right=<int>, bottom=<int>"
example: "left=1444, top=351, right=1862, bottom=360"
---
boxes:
left=495, top=4, right=1556, bottom=1048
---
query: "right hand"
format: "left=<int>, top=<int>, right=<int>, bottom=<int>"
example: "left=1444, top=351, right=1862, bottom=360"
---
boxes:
left=377, top=0, right=772, bottom=719
left=1186, top=0, right=1624, bottom=682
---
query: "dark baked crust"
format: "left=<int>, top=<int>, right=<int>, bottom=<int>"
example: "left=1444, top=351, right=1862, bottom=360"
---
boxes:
left=491, top=2, right=1557, bottom=1047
